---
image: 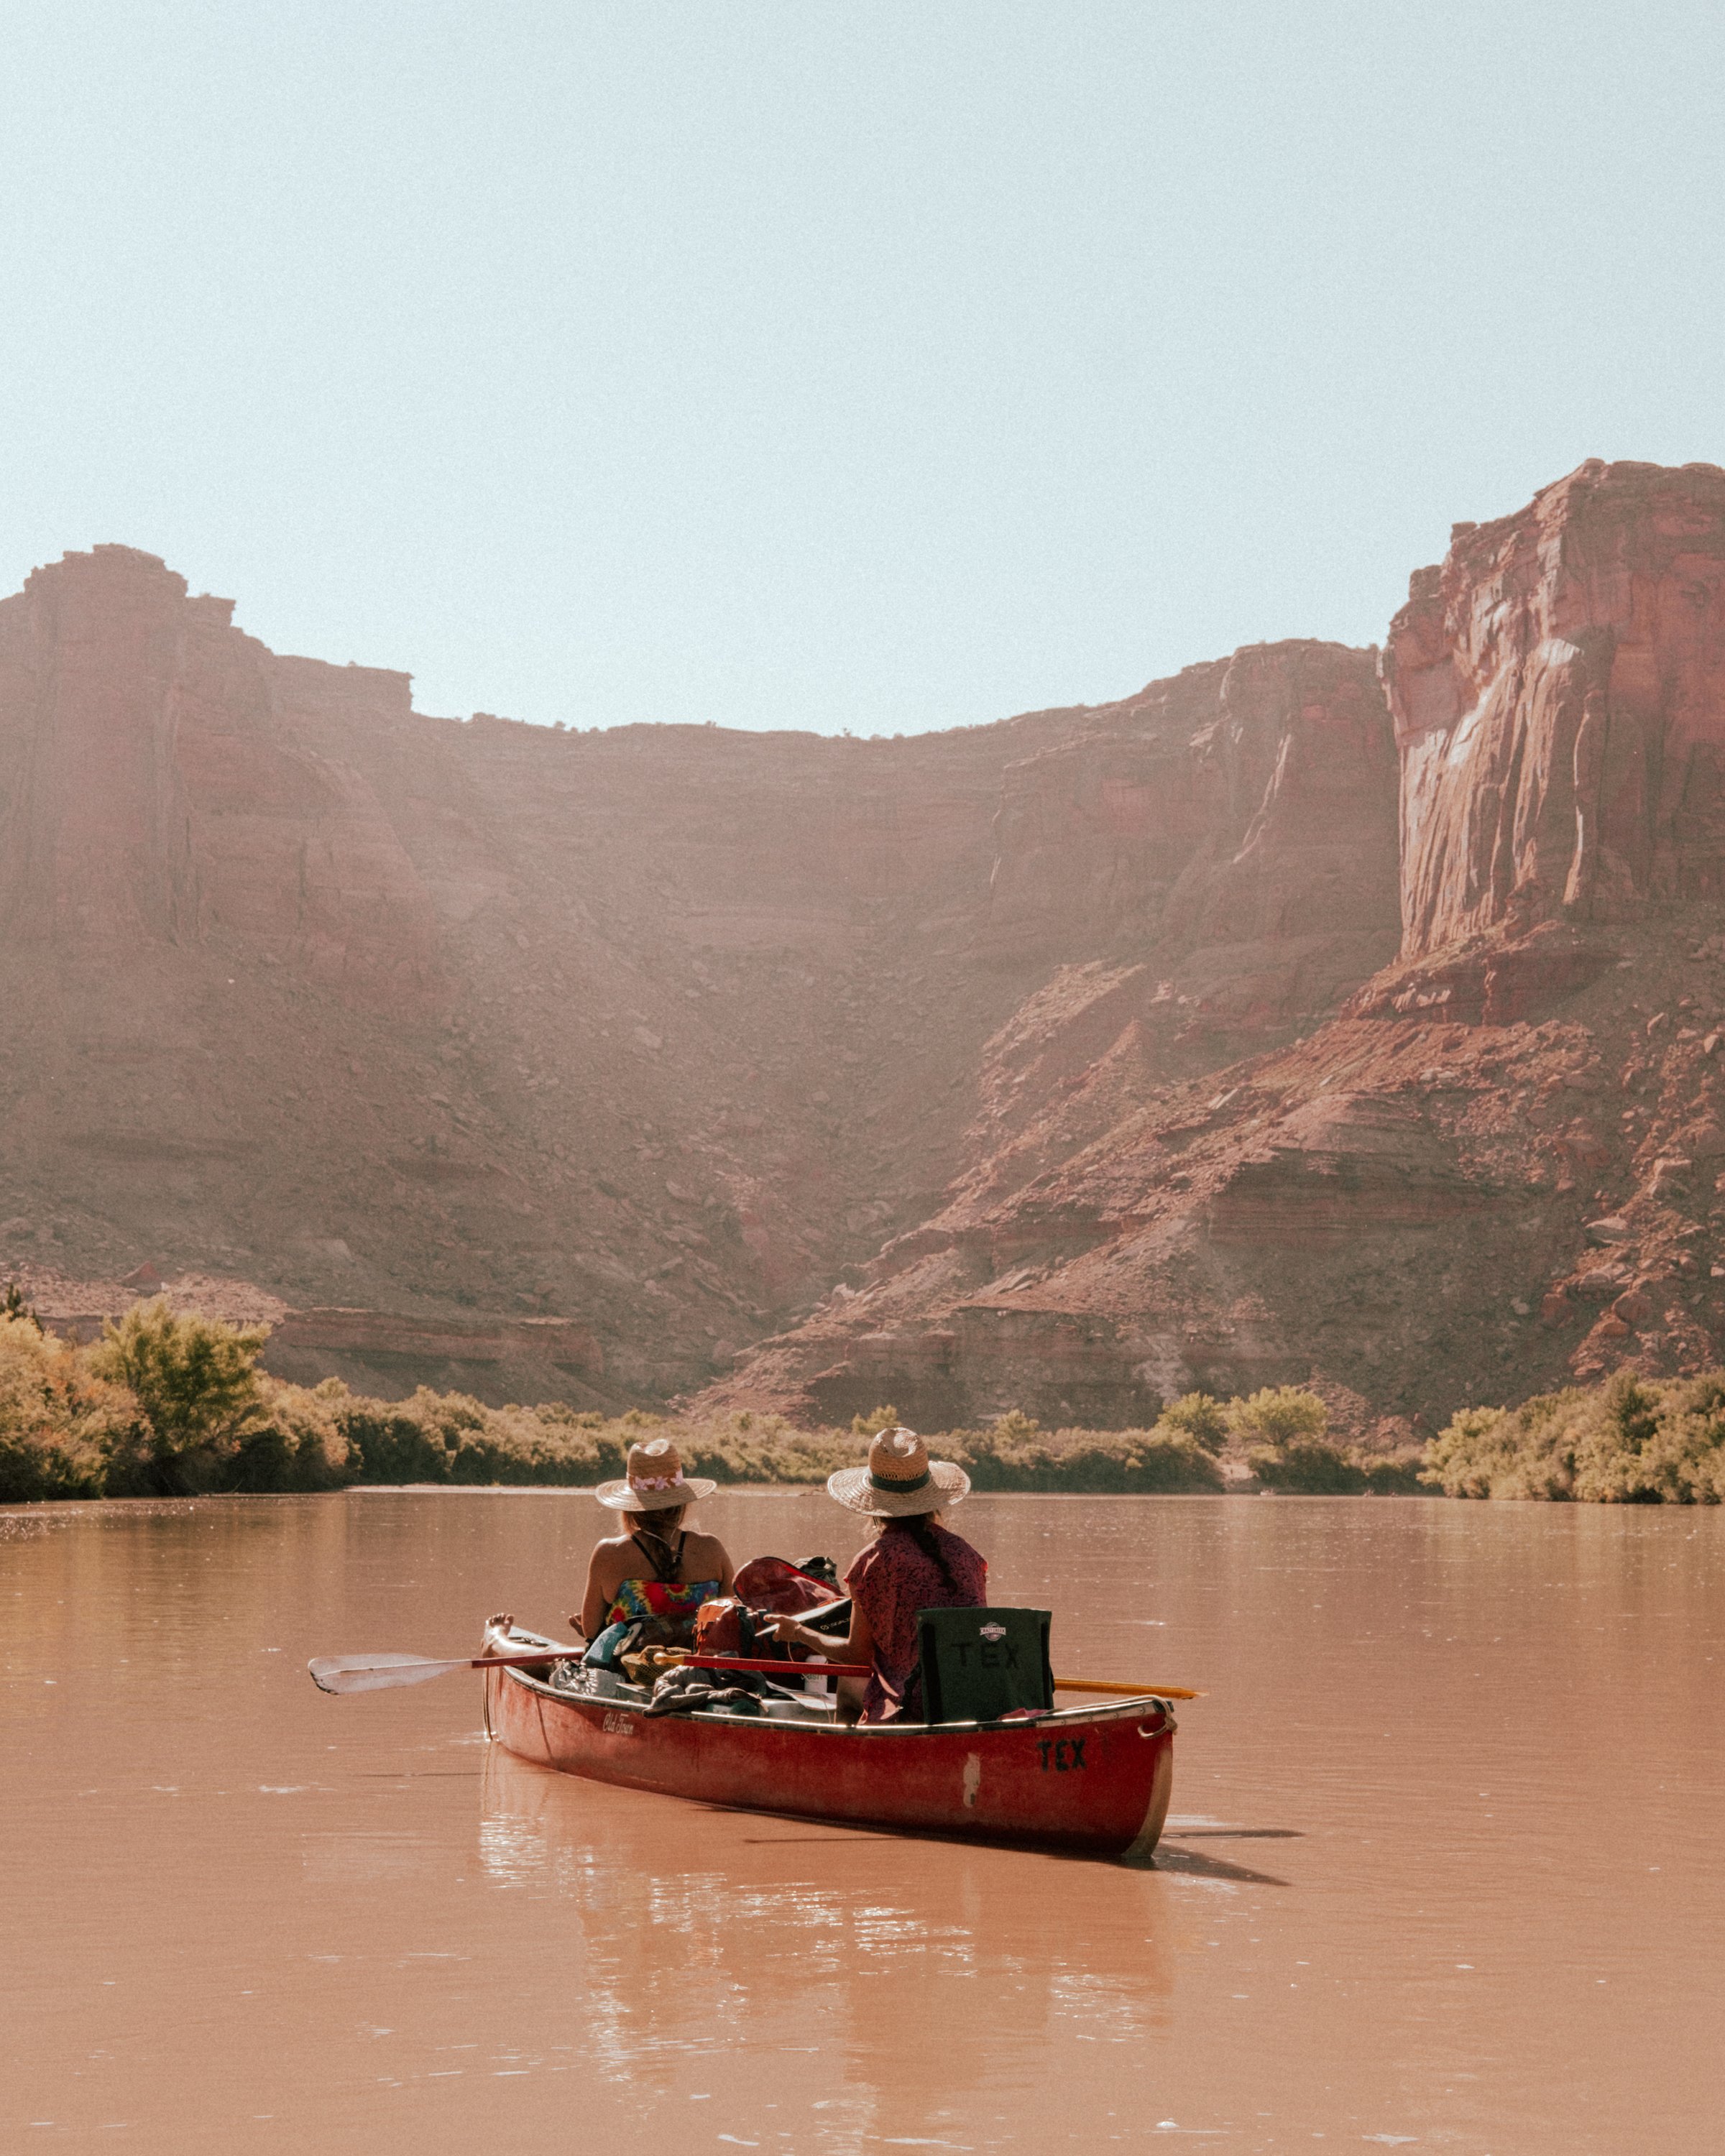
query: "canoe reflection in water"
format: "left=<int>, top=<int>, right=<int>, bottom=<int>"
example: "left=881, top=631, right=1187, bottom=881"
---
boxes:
left=477, top=1743, right=1178, bottom=2099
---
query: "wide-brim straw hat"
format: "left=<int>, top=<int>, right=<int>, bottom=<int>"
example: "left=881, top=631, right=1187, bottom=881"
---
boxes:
left=827, top=1426, right=970, bottom=1517
left=594, top=1435, right=717, bottom=1511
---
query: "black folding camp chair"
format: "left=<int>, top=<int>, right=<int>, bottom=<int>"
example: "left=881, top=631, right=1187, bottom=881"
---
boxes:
left=916, top=1606, right=1053, bottom=1724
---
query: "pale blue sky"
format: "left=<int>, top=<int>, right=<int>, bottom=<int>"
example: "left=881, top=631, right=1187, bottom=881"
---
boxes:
left=1, top=3, right=1721, bottom=734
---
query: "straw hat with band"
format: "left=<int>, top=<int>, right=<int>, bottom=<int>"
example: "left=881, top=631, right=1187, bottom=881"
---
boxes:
left=827, top=1427, right=970, bottom=1517
left=594, top=1436, right=717, bottom=1512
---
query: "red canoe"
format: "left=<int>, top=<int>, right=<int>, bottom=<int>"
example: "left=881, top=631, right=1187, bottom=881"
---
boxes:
left=482, top=1626, right=1177, bottom=1858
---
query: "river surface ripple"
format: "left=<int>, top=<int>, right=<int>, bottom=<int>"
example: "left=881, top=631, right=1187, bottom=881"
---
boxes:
left=2, top=1490, right=1721, bottom=2152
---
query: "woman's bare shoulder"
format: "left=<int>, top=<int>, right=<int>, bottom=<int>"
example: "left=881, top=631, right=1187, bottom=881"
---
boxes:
left=684, top=1528, right=730, bottom=1562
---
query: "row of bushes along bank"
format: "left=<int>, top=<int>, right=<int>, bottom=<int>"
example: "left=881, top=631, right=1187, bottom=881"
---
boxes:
left=52, top=1296, right=1725, bottom=1504
left=1422, top=1367, right=1725, bottom=1502
left=0, top=1296, right=1428, bottom=1503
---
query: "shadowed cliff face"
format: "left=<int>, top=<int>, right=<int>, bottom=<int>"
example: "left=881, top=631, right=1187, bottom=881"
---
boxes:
left=0, top=546, right=1396, bottom=1406
left=1384, top=460, right=1725, bottom=958
left=986, top=642, right=1397, bottom=962
left=975, top=640, right=1400, bottom=1136
left=0, top=547, right=441, bottom=995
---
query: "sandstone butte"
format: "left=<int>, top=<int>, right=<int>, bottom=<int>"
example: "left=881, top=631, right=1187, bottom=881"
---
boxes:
left=3, top=456, right=1724, bottom=1439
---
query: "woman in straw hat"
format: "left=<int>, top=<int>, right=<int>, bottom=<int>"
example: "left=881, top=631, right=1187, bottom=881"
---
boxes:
left=577, top=1437, right=736, bottom=1667
left=766, top=1426, right=985, bottom=1723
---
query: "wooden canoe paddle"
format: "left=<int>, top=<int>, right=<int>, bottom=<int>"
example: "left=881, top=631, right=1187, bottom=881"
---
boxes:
left=308, top=1648, right=1200, bottom=1701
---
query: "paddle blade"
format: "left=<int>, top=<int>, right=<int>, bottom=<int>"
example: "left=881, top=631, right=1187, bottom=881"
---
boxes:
left=308, top=1653, right=466, bottom=1695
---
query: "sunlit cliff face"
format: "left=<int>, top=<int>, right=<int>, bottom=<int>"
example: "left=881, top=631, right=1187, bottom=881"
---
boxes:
left=1384, top=459, right=1725, bottom=959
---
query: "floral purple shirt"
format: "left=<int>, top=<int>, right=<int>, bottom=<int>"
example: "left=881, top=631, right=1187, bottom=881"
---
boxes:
left=845, top=1522, right=988, bottom=1723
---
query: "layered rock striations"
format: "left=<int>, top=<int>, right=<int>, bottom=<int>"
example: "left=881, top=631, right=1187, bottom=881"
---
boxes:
left=0, top=546, right=441, bottom=996
left=1386, top=459, right=1725, bottom=956
left=5, top=546, right=1390, bottom=1401
left=970, top=640, right=1399, bottom=1158
left=710, top=463, right=1725, bottom=1430
left=985, top=640, right=1397, bottom=972
left=11, top=464, right=1725, bottom=1427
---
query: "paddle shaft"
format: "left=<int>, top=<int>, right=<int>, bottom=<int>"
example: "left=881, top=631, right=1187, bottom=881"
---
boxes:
left=688, top=1655, right=1197, bottom=1699
left=687, top=1654, right=868, bottom=1679
left=1055, top=1675, right=1202, bottom=1700
left=307, top=1647, right=576, bottom=1696
left=310, top=1649, right=1198, bottom=1700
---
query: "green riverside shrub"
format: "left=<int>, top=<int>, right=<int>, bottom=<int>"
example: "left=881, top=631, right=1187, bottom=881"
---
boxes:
left=1225, top=1386, right=1329, bottom=1448
left=227, top=1378, right=351, bottom=1493
left=1250, top=1438, right=1366, bottom=1493
left=946, top=1416, right=1224, bottom=1494
left=88, top=1299, right=272, bottom=1494
left=1423, top=1368, right=1725, bottom=1502
left=0, top=1314, right=140, bottom=1502
left=0, top=1294, right=1531, bottom=1506
left=1359, top=1456, right=1427, bottom=1495
left=1153, top=1392, right=1229, bottom=1453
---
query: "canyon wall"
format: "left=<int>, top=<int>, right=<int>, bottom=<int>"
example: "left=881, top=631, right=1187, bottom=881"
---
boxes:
left=0, top=546, right=1394, bottom=1404
left=0, top=546, right=441, bottom=997
left=709, top=463, right=1725, bottom=1432
left=9, top=461, right=1725, bottom=1429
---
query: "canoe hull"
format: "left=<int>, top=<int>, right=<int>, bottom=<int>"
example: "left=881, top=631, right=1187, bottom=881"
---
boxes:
left=485, top=1660, right=1174, bottom=1858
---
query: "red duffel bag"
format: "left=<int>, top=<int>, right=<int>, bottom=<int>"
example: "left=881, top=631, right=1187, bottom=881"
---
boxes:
left=732, top=1555, right=843, bottom=1616
left=694, top=1557, right=844, bottom=1662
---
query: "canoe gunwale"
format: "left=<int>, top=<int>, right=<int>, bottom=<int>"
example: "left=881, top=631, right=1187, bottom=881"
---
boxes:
left=502, top=1661, right=1176, bottom=1739
left=488, top=1626, right=1179, bottom=1742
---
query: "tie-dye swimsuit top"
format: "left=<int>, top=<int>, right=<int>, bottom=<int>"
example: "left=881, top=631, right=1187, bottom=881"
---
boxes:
left=604, top=1531, right=721, bottom=1628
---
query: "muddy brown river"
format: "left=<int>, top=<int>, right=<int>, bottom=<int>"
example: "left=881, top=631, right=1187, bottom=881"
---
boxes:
left=2, top=1491, right=1721, bottom=2152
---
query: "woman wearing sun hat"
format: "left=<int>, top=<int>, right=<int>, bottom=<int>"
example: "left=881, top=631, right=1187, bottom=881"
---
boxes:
left=766, top=1426, right=986, bottom=1723
left=577, top=1437, right=736, bottom=1667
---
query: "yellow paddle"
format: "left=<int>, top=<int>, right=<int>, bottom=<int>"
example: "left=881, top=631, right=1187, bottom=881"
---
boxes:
left=1054, top=1676, right=1203, bottom=1700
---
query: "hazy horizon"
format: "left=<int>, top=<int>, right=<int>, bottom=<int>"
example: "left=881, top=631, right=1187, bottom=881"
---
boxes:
left=4, top=2, right=1722, bottom=736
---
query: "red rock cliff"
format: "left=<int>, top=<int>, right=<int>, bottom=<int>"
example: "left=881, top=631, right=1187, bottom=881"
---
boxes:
left=1385, top=460, right=1725, bottom=958
left=0, top=545, right=1397, bottom=1406
left=978, top=640, right=1398, bottom=1099
left=0, top=547, right=442, bottom=1001
left=709, top=463, right=1725, bottom=1432
left=22, top=474, right=1725, bottom=1435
